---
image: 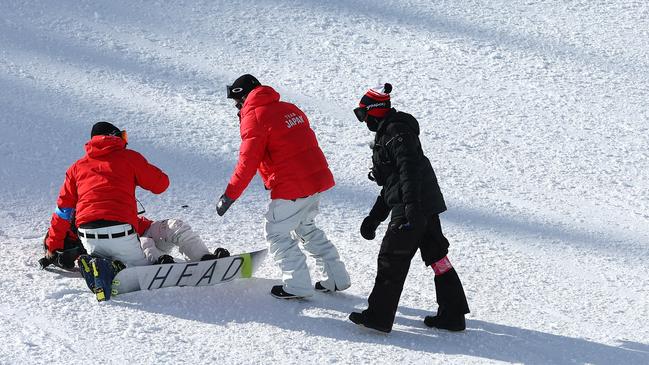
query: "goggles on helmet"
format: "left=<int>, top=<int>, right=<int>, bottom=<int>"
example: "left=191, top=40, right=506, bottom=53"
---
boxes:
left=226, top=84, right=245, bottom=99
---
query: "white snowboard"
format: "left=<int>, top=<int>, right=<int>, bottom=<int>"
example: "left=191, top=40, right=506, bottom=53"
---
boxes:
left=112, top=249, right=267, bottom=295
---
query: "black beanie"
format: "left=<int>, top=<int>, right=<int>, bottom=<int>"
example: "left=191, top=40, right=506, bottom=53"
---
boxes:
left=227, top=74, right=261, bottom=100
left=91, top=121, right=121, bottom=138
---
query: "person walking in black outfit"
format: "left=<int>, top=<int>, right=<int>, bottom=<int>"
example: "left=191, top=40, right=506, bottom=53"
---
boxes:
left=349, top=83, right=470, bottom=333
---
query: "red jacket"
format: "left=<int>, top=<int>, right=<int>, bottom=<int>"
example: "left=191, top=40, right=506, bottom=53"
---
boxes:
left=225, top=86, right=335, bottom=200
left=45, top=136, right=169, bottom=252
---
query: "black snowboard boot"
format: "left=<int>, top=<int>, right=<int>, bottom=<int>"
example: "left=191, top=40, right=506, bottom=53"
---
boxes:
left=424, top=307, right=466, bottom=331
left=155, top=254, right=175, bottom=264
left=270, top=285, right=303, bottom=299
left=315, top=281, right=338, bottom=293
left=427, top=267, right=470, bottom=331
left=349, top=311, right=391, bottom=333
left=201, top=247, right=231, bottom=261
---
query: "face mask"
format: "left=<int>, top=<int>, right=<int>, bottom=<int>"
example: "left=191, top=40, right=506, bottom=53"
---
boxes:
left=366, top=116, right=380, bottom=132
left=234, top=99, right=244, bottom=110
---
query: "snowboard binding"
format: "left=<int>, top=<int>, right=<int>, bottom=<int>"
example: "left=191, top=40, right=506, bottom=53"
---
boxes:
left=78, top=255, right=125, bottom=302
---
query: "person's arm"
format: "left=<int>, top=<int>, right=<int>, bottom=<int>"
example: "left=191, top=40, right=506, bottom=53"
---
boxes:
left=389, top=127, right=425, bottom=228
left=368, top=191, right=390, bottom=222
left=360, top=190, right=391, bottom=240
left=224, top=110, right=268, bottom=200
left=130, top=151, right=169, bottom=194
left=136, top=215, right=154, bottom=236
left=389, top=130, right=421, bottom=205
left=45, top=167, right=78, bottom=253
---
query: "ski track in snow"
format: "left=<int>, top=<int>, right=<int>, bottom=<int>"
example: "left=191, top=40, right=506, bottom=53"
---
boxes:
left=1, top=1, right=648, bottom=364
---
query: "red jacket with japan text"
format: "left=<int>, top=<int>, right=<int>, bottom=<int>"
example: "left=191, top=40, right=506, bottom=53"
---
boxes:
left=45, top=136, right=169, bottom=252
left=224, top=86, right=335, bottom=201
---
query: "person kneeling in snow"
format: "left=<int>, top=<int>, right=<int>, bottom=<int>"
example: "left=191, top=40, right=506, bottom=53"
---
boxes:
left=44, top=121, right=228, bottom=300
left=42, top=216, right=230, bottom=269
left=43, top=216, right=230, bottom=301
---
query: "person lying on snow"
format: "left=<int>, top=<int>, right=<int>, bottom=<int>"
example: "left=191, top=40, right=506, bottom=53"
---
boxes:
left=44, top=121, right=229, bottom=300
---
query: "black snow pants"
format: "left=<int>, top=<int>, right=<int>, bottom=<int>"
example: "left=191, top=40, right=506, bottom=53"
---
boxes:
left=364, top=214, right=470, bottom=330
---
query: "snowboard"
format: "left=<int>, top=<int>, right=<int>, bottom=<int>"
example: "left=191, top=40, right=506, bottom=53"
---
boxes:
left=111, top=249, right=267, bottom=295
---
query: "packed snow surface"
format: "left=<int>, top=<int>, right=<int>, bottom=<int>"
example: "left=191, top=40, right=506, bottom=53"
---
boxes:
left=1, top=1, right=648, bottom=364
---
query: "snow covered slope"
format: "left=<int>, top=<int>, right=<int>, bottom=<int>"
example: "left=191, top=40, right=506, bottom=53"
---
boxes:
left=1, top=1, right=648, bottom=363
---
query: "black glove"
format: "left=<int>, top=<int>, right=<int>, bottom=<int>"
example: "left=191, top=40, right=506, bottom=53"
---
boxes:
left=156, top=254, right=175, bottom=264
left=214, top=247, right=230, bottom=258
left=216, top=194, right=235, bottom=216
left=39, top=248, right=83, bottom=271
left=360, top=216, right=381, bottom=240
left=405, top=202, right=425, bottom=230
left=56, top=250, right=80, bottom=270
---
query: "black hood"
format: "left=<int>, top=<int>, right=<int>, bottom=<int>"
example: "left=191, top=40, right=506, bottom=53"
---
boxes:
left=377, top=108, right=420, bottom=135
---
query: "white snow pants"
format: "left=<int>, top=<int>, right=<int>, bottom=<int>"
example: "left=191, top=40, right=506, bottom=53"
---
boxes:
left=78, top=224, right=148, bottom=267
left=264, top=193, right=351, bottom=297
left=140, top=219, right=211, bottom=263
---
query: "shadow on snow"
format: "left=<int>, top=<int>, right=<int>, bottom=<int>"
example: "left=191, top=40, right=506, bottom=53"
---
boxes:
left=109, top=277, right=649, bottom=365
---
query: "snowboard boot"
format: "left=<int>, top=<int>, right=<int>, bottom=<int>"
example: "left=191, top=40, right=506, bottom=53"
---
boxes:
left=155, top=254, right=175, bottom=264
left=427, top=266, right=470, bottom=331
left=77, top=254, right=96, bottom=291
left=349, top=311, right=391, bottom=334
left=270, top=285, right=304, bottom=299
left=315, top=281, right=338, bottom=293
left=424, top=308, right=466, bottom=331
left=90, top=257, right=122, bottom=302
left=201, top=247, right=231, bottom=261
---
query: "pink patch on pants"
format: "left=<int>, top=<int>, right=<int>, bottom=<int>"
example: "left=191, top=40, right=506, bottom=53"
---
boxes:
left=431, top=256, right=453, bottom=275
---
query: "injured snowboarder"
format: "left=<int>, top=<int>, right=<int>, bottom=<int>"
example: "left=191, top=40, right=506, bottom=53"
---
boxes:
left=43, top=121, right=229, bottom=301
left=41, top=217, right=230, bottom=271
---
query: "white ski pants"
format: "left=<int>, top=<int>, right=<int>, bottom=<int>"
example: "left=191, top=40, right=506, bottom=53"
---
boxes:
left=79, top=220, right=211, bottom=267
left=78, top=224, right=148, bottom=267
left=140, top=219, right=211, bottom=263
left=264, top=193, right=351, bottom=297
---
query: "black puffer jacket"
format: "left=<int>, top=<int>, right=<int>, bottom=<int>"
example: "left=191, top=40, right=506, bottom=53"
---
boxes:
left=368, top=109, right=447, bottom=220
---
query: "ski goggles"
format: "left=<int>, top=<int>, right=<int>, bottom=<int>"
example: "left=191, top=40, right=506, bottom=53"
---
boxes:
left=353, top=106, right=368, bottom=122
left=226, top=84, right=244, bottom=99
left=226, top=85, right=245, bottom=110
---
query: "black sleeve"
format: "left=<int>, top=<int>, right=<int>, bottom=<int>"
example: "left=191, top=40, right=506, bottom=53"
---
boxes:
left=368, top=191, right=390, bottom=222
left=389, top=131, right=421, bottom=204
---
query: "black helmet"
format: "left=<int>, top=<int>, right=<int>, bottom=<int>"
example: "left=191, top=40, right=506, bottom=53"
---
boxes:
left=226, top=74, right=261, bottom=100
left=91, top=121, right=121, bottom=137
